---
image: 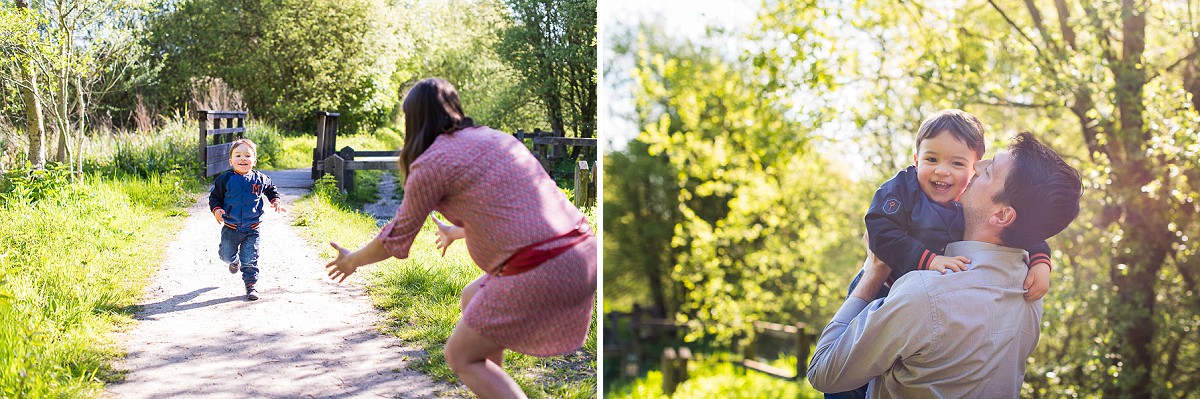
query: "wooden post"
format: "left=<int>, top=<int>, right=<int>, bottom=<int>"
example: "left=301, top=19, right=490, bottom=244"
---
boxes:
left=324, top=154, right=345, bottom=191
left=795, top=323, right=811, bottom=380
left=534, top=128, right=551, bottom=172
left=676, top=347, right=691, bottom=385
left=236, top=114, right=245, bottom=140
left=197, top=110, right=208, bottom=177
left=662, top=347, right=678, bottom=396
left=338, top=146, right=356, bottom=192
left=574, top=160, right=590, bottom=208
left=313, top=112, right=328, bottom=179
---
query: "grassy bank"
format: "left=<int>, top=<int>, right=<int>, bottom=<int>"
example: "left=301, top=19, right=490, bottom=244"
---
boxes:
left=0, top=168, right=203, bottom=397
left=291, top=174, right=598, bottom=398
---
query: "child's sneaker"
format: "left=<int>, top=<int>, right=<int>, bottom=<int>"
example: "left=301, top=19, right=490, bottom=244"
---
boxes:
left=229, top=261, right=240, bottom=274
left=245, top=283, right=259, bottom=301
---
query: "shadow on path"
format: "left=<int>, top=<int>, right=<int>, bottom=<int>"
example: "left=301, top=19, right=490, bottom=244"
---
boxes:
left=135, top=287, right=244, bottom=320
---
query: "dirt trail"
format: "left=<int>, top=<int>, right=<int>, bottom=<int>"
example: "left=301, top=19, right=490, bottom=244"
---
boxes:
left=106, top=169, right=450, bottom=399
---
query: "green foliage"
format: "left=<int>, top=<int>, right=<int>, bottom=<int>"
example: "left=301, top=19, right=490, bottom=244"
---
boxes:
left=292, top=179, right=597, bottom=398
left=602, top=139, right=680, bottom=314
left=145, top=0, right=398, bottom=130
left=606, top=26, right=867, bottom=345
left=0, top=172, right=197, bottom=398
left=390, top=0, right=545, bottom=134
left=497, top=0, right=597, bottom=139
left=0, top=163, right=74, bottom=205
left=606, top=357, right=822, bottom=399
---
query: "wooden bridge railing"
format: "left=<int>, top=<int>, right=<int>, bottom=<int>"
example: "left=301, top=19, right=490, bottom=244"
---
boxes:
left=197, top=110, right=247, bottom=177
left=603, top=308, right=815, bottom=394
left=310, top=112, right=598, bottom=207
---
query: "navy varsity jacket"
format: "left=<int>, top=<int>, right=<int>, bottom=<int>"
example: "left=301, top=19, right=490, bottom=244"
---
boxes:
left=209, top=170, right=280, bottom=232
left=865, top=166, right=1052, bottom=281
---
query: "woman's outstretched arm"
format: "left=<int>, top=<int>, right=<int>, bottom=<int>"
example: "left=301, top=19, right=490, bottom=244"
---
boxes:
left=325, top=238, right=392, bottom=283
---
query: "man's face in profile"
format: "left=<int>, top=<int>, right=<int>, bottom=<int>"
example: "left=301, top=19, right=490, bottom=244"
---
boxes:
left=961, top=151, right=1014, bottom=225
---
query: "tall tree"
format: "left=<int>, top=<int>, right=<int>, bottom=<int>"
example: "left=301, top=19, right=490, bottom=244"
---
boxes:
left=6, top=0, right=47, bottom=167
left=497, top=0, right=596, bottom=142
left=618, top=26, right=867, bottom=342
left=388, top=0, right=544, bottom=133
left=146, top=0, right=398, bottom=130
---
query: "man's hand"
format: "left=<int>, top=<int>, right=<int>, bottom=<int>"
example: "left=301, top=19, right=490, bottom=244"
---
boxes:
left=1023, top=262, right=1051, bottom=301
left=213, top=208, right=226, bottom=225
left=850, top=249, right=893, bottom=301
left=929, top=255, right=971, bottom=274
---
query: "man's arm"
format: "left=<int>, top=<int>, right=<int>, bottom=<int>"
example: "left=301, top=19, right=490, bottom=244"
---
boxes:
left=807, top=255, right=934, bottom=393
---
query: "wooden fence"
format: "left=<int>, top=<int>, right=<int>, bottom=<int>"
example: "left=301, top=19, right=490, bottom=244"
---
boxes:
left=197, top=110, right=247, bottom=177
left=310, top=112, right=598, bottom=207
left=603, top=308, right=815, bottom=394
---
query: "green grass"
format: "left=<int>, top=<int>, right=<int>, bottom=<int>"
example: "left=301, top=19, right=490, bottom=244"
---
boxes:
left=291, top=174, right=597, bottom=398
left=0, top=171, right=203, bottom=398
left=605, top=357, right=823, bottom=399
left=251, top=127, right=403, bottom=171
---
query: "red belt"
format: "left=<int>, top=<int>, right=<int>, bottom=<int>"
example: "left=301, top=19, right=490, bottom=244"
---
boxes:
left=493, top=220, right=592, bottom=277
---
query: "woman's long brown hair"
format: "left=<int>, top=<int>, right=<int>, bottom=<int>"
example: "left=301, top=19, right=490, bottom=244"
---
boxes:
left=398, top=78, right=475, bottom=180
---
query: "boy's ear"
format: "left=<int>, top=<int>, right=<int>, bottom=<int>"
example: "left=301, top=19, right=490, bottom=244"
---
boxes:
left=912, top=153, right=918, bottom=166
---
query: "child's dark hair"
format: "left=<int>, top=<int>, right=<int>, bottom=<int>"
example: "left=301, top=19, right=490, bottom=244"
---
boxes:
left=916, top=109, right=986, bottom=160
left=994, top=132, right=1083, bottom=247
left=229, top=138, right=257, bottom=157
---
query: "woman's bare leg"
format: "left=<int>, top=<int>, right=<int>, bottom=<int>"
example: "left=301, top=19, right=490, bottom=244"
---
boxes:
left=445, top=320, right=526, bottom=399
left=459, top=275, right=504, bottom=366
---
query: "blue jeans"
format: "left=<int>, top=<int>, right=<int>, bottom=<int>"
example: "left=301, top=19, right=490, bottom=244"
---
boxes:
left=824, top=387, right=868, bottom=399
left=219, top=227, right=259, bottom=285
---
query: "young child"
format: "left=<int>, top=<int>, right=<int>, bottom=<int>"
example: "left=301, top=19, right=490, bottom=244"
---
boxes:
left=208, top=138, right=286, bottom=301
left=825, top=109, right=1054, bottom=398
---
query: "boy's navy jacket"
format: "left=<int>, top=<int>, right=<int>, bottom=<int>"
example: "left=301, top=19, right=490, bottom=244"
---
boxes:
left=866, top=166, right=1052, bottom=281
left=209, top=170, right=280, bottom=232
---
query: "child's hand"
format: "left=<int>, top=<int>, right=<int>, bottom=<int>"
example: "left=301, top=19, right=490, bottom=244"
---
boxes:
left=271, top=200, right=287, bottom=213
left=432, top=215, right=463, bottom=256
left=213, top=209, right=226, bottom=225
left=1023, top=262, right=1051, bottom=301
left=929, top=255, right=971, bottom=274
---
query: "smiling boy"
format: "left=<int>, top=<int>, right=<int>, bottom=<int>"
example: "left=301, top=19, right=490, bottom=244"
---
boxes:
left=209, top=138, right=285, bottom=300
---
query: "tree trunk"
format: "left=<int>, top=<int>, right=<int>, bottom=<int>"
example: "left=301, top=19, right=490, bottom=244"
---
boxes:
left=16, top=0, right=47, bottom=168
left=1104, top=2, right=1159, bottom=397
left=55, top=16, right=72, bottom=165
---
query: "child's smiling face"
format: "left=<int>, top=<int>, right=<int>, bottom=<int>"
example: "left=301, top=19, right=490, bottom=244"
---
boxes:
left=914, top=131, right=978, bottom=205
left=229, top=143, right=257, bottom=174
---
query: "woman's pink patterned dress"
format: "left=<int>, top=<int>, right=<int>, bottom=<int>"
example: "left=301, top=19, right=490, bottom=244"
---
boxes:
left=377, top=126, right=596, bottom=357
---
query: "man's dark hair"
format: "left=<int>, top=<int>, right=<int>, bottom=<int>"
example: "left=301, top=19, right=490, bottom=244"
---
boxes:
left=916, top=109, right=987, bottom=160
left=994, top=132, right=1083, bottom=247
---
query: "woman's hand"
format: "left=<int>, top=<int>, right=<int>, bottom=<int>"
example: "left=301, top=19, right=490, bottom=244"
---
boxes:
left=432, top=214, right=464, bottom=256
left=325, top=242, right=358, bottom=283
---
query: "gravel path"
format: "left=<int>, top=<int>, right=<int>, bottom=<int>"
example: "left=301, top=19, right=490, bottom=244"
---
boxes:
left=105, top=169, right=449, bottom=399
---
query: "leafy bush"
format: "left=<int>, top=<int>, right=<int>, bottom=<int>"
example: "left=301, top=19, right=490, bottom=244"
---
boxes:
left=0, top=163, right=76, bottom=205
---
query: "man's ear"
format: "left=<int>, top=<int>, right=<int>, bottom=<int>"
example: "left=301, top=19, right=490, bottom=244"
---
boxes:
left=991, top=206, right=1017, bottom=228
